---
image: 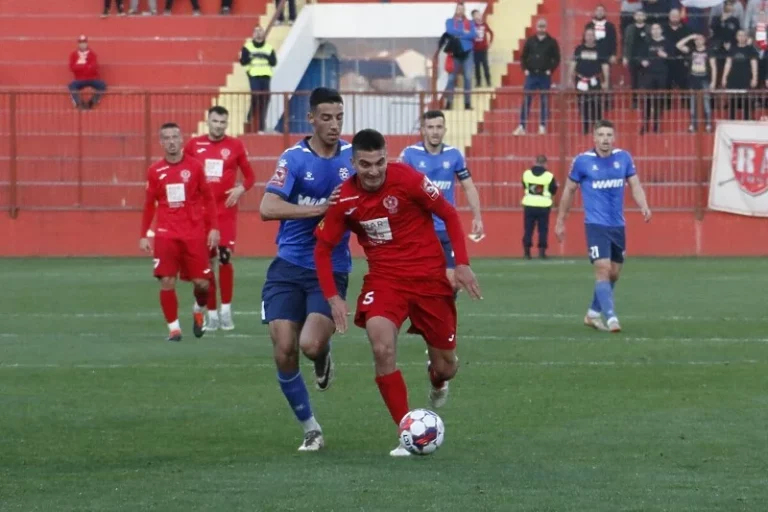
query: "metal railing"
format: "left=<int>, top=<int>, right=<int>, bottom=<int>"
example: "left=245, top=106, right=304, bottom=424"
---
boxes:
left=2, top=88, right=766, bottom=217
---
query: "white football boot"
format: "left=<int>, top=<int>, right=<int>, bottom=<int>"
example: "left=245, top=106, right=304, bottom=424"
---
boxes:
left=298, top=430, right=324, bottom=452
left=584, top=309, right=608, bottom=331
left=389, top=442, right=411, bottom=457
left=205, top=311, right=220, bottom=332
left=219, top=308, right=235, bottom=331
left=429, top=382, right=450, bottom=409
left=606, top=316, right=622, bottom=333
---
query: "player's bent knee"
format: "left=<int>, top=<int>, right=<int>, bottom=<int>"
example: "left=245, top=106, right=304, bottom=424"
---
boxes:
left=432, top=351, right=459, bottom=380
left=593, top=260, right=612, bottom=280
left=270, top=322, right=300, bottom=371
left=159, top=276, right=176, bottom=290
left=192, top=279, right=209, bottom=290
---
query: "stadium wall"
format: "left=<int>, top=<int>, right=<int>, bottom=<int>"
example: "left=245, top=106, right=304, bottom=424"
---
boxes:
left=3, top=211, right=768, bottom=257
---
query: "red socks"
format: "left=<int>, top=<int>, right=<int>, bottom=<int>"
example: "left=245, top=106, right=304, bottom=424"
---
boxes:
left=159, top=289, right=178, bottom=323
left=375, top=370, right=410, bottom=425
left=206, top=273, right=217, bottom=311
left=219, top=263, right=234, bottom=305
left=193, top=286, right=208, bottom=308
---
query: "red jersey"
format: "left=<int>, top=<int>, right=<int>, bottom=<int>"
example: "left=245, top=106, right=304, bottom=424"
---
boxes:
left=314, top=162, right=470, bottom=298
left=69, top=49, right=100, bottom=81
left=140, top=155, right=218, bottom=240
left=473, top=22, right=494, bottom=51
left=184, top=135, right=255, bottom=208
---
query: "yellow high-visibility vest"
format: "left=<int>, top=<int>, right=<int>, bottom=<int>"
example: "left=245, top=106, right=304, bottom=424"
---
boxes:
left=521, top=169, right=554, bottom=208
left=243, top=40, right=274, bottom=77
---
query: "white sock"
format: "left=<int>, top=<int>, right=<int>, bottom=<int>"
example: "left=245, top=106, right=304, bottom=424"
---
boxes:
left=587, top=309, right=601, bottom=318
left=220, top=303, right=231, bottom=315
left=168, top=320, right=181, bottom=332
left=301, top=416, right=321, bottom=434
left=208, top=309, right=219, bottom=319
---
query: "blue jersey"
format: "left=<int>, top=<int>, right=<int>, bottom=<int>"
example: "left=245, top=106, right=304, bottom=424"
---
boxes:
left=398, top=142, right=470, bottom=231
left=265, top=137, right=354, bottom=273
left=568, top=148, right=636, bottom=227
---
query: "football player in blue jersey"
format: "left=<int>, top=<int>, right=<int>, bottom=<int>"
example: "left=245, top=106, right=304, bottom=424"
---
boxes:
left=259, top=87, right=354, bottom=451
left=555, top=120, right=651, bottom=332
left=398, top=110, right=484, bottom=292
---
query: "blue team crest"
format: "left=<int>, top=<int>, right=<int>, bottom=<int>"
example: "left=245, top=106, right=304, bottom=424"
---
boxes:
left=442, top=161, right=450, bottom=169
left=339, top=167, right=350, bottom=180
left=613, top=161, right=620, bottom=169
left=419, top=160, right=426, bottom=168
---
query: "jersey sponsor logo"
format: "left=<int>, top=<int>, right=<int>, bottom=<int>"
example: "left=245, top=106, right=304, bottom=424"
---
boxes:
left=297, top=195, right=327, bottom=206
left=591, top=179, right=624, bottom=189
left=731, top=142, right=768, bottom=195
left=418, top=160, right=426, bottom=168
left=269, top=166, right=287, bottom=187
left=383, top=195, right=399, bottom=214
left=432, top=180, right=453, bottom=190
left=422, top=176, right=440, bottom=200
left=360, top=217, right=393, bottom=243
left=339, top=167, right=350, bottom=180
left=304, top=171, right=314, bottom=181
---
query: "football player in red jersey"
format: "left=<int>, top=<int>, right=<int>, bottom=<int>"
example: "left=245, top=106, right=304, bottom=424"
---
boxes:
left=140, top=122, right=220, bottom=342
left=314, top=129, right=482, bottom=457
left=184, top=106, right=256, bottom=331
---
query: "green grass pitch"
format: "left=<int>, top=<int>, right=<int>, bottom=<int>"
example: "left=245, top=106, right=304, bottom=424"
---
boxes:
left=1, top=257, right=767, bottom=511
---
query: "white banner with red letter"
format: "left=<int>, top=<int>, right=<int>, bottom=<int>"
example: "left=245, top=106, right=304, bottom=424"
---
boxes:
left=708, top=121, right=768, bottom=217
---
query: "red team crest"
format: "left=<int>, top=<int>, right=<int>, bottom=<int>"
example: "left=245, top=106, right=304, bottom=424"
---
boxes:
left=220, top=148, right=231, bottom=160
left=383, top=195, right=399, bottom=214
left=731, top=142, right=768, bottom=196
left=180, top=169, right=191, bottom=182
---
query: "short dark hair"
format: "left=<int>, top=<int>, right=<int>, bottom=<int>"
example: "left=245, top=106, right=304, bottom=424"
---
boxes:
left=421, top=110, right=445, bottom=123
left=208, top=105, right=229, bottom=117
left=471, top=9, right=479, bottom=15
left=535, top=154, right=547, bottom=165
left=352, top=129, right=386, bottom=154
left=160, top=122, right=180, bottom=132
left=309, top=87, right=343, bottom=110
left=594, top=119, right=614, bottom=131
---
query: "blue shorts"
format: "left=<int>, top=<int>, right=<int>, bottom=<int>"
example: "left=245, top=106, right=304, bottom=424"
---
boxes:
left=436, top=230, right=455, bottom=269
left=585, top=224, right=626, bottom=264
left=261, top=257, right=349, bottom=325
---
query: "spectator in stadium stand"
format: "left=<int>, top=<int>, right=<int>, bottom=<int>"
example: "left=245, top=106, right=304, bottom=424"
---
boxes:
left=471, top=9, right=494, bottom=88
left=128, top=0, right=157, bottom=15
left=664, top=8, right=692, bottom=107
left=712, top=37, right=733, bottom=87
left=638, top=23, right=672, bottom=134
left=642, top=0, right=674, bottom=24
left=101, top=0, right=125, bottom=17
left=68, top=35, right=107, bottom=110
left=676, top=33, right=716, bottom=131
left=275, top=0, right=296, bottom=24
left=721, top=29, right=759, bottom=119
left=220, top=0, right=233, bottom=15
left=619, top=0, right=643, bottom=39
left=443, top=2, right=477, bottom=110
left=623, top=10, right=651, bottom=107
left=513, top=18, right=561, bottom=136
left=163, top=0, right=201, bottom=15
left=745, top=0, right=768, bottom=33
left=586, top=4, right=619, bottom=65
left=711, top=0, right=745, bottom=27
left=570, top=27, right=610, bottom=135
left=240, top=26, right=277, bottom=133
left=711, top=0, right=741, bottom=45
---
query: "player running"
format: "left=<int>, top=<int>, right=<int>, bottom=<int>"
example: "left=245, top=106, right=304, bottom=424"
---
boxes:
left=259, top=87, right=354, bottom=452
left=313, top=129, right=482, bottom=457
left=398, top=110, right=484, bottom=291
left=555, top=120, right=651, bottom=332
left=184, top=106, right=255, bottom=332
left=139, top=122, right=220, bottom=342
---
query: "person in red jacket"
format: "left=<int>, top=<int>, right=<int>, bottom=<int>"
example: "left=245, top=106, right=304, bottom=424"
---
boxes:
left=68, top=35, right=107, bottom=110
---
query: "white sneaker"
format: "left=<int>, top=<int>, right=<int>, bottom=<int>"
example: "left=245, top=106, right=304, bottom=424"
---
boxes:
left=513, top=125, right=526, bottom=136
left=220, top=309, right=235, bottom=331
left=538, top=125, right=547, bottom=135
left=205, top=311, right=219, bottom=332
left=298, top=430, right=324, bottom=452
left=584, top=310, right=608, bottom=331
left=606, top=317, right=622, bottom=333
left=429, top=381, right=450, bottom=409
left=390, top=442, right=412, bottom=457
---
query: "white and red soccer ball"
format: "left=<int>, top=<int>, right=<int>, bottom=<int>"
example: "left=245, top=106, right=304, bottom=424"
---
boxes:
left=398, top=409, right=445, bottom=455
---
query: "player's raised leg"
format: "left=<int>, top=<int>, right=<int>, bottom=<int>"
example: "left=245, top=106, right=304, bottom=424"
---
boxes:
left=299, top=272, right=348, bottom=391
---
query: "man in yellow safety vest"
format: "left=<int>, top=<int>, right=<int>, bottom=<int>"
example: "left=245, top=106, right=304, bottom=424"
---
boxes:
left=239, top=26, right=277, bottom=133
left=521, top=154, right=558, bottom=259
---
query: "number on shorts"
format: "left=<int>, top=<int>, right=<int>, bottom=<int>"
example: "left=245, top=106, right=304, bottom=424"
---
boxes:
left=362, top=291, right=375, bottom=305
left=589, top=246, right=599, bottom=260
left=153, top=258, right=160, bottom=269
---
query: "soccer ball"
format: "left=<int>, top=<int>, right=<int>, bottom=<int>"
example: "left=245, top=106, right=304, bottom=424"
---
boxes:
left=398, top=408, right=445, bottom=455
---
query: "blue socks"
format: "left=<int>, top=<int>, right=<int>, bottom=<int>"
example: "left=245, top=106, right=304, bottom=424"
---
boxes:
left=593, top=280, right=616, bottom=318
left=277, top=369, right=313, bottom=422
left=590, top=281, right=615, bottom=313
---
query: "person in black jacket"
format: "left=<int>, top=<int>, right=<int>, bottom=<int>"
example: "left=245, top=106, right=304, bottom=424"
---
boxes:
left=638, top=23, right=671, bottom=134
left=721, top=30, right=759, bottom=120
left=513, top=18, right=560, bottom=135
left=586, top=4, right=618, bottom=65
left=623, top=10, right=651, bottom=108
left=570, top=28, right=610, bottom=135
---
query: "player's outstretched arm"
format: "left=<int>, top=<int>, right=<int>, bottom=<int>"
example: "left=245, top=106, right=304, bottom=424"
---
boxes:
left=555, top=179, right=579, bottom=242
left=627, top=175, right=652, bottom=222
left=313, top=205, right=349, bottom=333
